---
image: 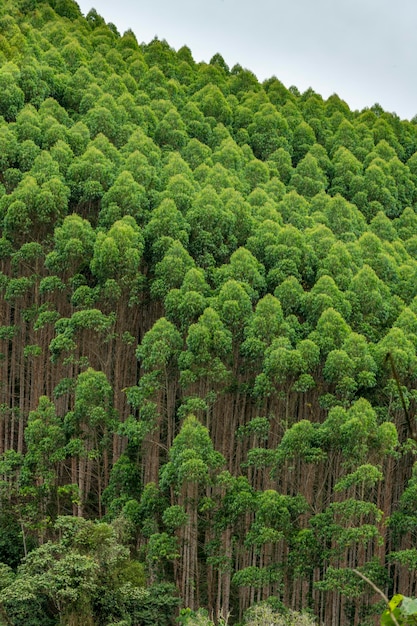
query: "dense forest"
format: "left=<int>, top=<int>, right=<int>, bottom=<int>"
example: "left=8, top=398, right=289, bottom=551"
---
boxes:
left=1, top=1, right=417, bottom=624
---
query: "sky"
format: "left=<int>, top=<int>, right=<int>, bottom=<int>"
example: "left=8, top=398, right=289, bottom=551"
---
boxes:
left=76, top=0, right=417, bottom=121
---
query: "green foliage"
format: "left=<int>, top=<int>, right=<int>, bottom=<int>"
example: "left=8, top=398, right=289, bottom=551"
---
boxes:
left=243, top=603, right=316, bottom=625
left=178, top=607, right=216, bottom=626
left=375, top=593, right=417, bottom=626
left=1, top=3, right=417, bottom=625
left=160, top=415, right=224, bottom=492
left=0, top=516, right=149, bottom=625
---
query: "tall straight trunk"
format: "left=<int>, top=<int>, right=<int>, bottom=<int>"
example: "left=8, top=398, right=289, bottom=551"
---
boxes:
left=77, top=454, right=86, bottom=518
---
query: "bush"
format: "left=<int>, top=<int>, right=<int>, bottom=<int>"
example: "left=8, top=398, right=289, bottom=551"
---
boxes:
left=178, top=608, right=215, bottom=625
left=243, top=604, right=317, bottom=626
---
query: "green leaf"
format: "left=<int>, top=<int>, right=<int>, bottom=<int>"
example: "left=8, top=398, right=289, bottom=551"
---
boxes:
left=381, top=607, right=403, bottom=626
left=389, top=595, right=404, bottom=612
left=401, top=596, right=417, bottom=617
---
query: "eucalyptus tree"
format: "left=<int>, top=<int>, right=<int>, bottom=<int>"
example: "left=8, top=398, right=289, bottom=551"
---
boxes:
left=0, top=62, right=25, bottom=121
left=292, top=121, right=316, bottom=165
left=132, top=317, right=183, bottom=483
left=21, top=396, right=66, bottom=531
left=248, top=104, right=291, bottom=160
left=64, top=368, right=115, bottom=517
left=160, top=415, right=225, bottom=610
left=179, top=307, right=232, bottom=408
left=186, top=185, right=237, bottom=267
left=164, top=267, right=210, bottom=332
left=99, top=170, right=149, bottom=227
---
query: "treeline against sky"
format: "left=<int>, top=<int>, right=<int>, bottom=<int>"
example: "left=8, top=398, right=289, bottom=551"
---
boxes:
left=2, top=1, right=417, bottom=624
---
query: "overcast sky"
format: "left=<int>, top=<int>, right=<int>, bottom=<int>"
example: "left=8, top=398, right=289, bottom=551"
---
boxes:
left=76, top=0, right=417, bottom=121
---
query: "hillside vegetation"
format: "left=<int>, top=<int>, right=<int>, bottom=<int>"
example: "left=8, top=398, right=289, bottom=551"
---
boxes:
left=1, top=1, right=417, bottom=624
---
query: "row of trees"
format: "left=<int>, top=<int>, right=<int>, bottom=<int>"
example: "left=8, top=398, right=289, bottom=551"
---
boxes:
left=1, top=0, right=417, bottom=624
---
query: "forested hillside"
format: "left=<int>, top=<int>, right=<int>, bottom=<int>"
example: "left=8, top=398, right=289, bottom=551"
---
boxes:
left=2, top=1, right=417, bottom=624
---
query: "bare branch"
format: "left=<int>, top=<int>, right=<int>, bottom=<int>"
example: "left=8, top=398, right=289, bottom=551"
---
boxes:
left=352, top=569, right=400, bottom=626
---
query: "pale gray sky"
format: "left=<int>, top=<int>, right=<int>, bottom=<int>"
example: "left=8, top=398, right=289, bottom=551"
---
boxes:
left=76, top=0, right=417, bottom=120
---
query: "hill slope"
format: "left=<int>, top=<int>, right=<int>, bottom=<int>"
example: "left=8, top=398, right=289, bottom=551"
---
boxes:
left=1, top=1, right=417, bottom=624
